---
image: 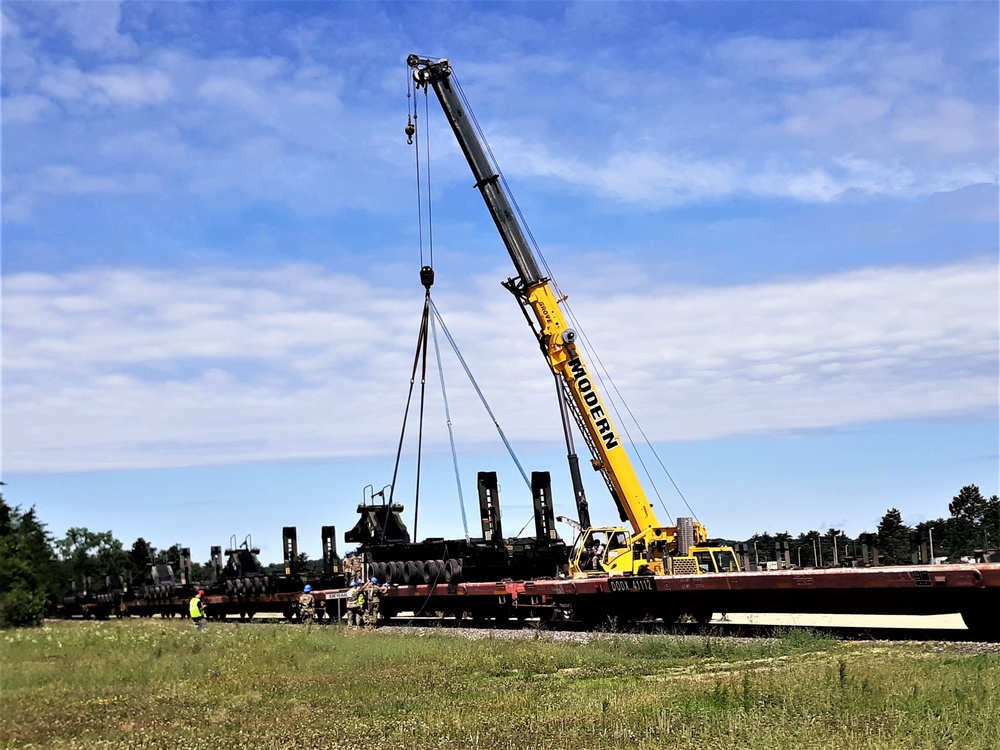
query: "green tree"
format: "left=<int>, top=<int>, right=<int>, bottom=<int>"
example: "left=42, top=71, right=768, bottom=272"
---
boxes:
left=914, top=518, right=950, bottom=562
left=824, top=528, right=848, bottom=565
left=54, top=528, right=128, bottom=590
left=797, top=531, right=822, bottom=566
left=876, top=508, right=911, bottom=565
left=155, top=543, right=182, bottom=566
left=127, top=537, right=156, bottom=581
left=984, top=494, right=1000, bottom=552
left=946, top=485, right=1000, bottom=559
left=0, top=494, right=59, bottom=627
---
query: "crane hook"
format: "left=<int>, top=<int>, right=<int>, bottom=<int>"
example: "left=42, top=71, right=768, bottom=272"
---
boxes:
left=405, top=116, right=415, bottom=145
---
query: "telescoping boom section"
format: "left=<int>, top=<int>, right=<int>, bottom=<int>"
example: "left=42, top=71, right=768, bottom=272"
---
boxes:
left=407, top=55, right=732, bottom=577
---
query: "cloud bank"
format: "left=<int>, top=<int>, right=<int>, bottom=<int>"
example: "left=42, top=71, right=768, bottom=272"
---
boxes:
left=4, top=260, right=995, bottom=473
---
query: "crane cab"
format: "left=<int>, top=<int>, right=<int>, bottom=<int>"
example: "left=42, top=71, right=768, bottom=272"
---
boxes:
left=572, top=527, right=632, bottom=576
left=571, top=526, right=741, bottom=577
left=685, top=547, right=741, bottom=574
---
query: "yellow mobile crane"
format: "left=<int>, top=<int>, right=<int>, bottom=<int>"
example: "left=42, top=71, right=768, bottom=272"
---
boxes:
left=408, top=56, right=738, bottom=578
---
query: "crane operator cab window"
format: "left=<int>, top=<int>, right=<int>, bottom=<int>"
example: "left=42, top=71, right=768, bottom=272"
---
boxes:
left=606, top=531, right=629, bottom=564
left=713, top=549, right=739, bottom=573
left=577, top=531, right=609, bottom=571
left=693, top=550, right=716, bottom=574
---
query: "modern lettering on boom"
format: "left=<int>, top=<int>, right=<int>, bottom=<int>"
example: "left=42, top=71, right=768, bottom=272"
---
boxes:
left=566, top=357, right=620, bottom=451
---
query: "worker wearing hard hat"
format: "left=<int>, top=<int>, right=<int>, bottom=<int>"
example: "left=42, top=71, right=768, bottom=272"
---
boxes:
left=345, top=581, right=363, bottom=629
left=298, top=584, right=315, bottom=625
left=363, top=577, right=387, bottom=630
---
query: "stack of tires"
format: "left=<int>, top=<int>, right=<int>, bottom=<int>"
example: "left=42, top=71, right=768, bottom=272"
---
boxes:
left=141, top=583, right=176, bottom=600
left=369, top=559, right=463, bottom=585
left=224, top=576, right=269, bottom=595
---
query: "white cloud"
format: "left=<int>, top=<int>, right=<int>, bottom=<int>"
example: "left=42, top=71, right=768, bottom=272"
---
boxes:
left=38, top=64, right=172, bottom=106
left=3, top=4, right=995, bottom=229
left=52, top=1, right=137, bottom=57
left=8, top=164, right=162, bottom=199
left=499, top=135, right=996, bottom=206
left=1, top=93, right=55, bottom=124
left=3, top=260, right=996, bottom=473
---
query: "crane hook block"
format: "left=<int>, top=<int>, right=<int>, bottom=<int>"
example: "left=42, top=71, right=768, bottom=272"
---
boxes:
left=420, top=265, right=435, bottom=289
left=405, top=119, right=415, bottom=145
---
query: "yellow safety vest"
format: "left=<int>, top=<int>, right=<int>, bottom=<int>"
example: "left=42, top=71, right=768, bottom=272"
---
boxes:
left=189, top=596, right=203, bottom=618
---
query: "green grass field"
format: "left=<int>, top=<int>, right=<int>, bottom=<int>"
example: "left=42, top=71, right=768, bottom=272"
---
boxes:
left=2, top=620, right=997, bottom=749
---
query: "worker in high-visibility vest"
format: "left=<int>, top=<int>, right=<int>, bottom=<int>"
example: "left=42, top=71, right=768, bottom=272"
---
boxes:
left=189, top=590, right=206, bottom=629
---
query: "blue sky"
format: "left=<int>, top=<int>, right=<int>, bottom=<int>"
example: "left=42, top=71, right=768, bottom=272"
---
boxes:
left=2, top=1, right=997, bottom=564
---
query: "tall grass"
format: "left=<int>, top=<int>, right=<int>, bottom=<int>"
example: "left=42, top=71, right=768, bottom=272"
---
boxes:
left=2, top=621, right=997, bottom=749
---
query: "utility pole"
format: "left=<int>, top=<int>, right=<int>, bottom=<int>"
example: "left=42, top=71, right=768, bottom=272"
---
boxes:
left=928, top=528, right=935, bottom=564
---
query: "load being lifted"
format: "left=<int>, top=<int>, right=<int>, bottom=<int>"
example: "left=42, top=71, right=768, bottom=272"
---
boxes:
left=345, top=471, right=567, bottom=584
left=406, top=54, right=738, bottom=578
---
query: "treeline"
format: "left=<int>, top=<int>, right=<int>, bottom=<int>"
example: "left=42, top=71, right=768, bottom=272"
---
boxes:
left=1, top=485, right=997, bottom=628
left=733, top=485, right=1000, bottom=567
left=0, top=495, right=217, bottom=628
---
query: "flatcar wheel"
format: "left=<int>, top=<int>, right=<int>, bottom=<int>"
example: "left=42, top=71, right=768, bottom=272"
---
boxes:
left=961, top=609, right=998, bottom=638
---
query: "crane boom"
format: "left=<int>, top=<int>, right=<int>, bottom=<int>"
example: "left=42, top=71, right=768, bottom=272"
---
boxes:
left=408, top=55, right=721, bottom=576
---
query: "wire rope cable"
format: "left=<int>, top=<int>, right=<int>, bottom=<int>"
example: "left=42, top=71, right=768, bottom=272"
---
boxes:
left=451, top=70, right=697, bottom=525
left=429, top=307, right=471, bottom=540
left=429, top=300, right=532, bottom=492
left=383, top=304, right=430, bottom=542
